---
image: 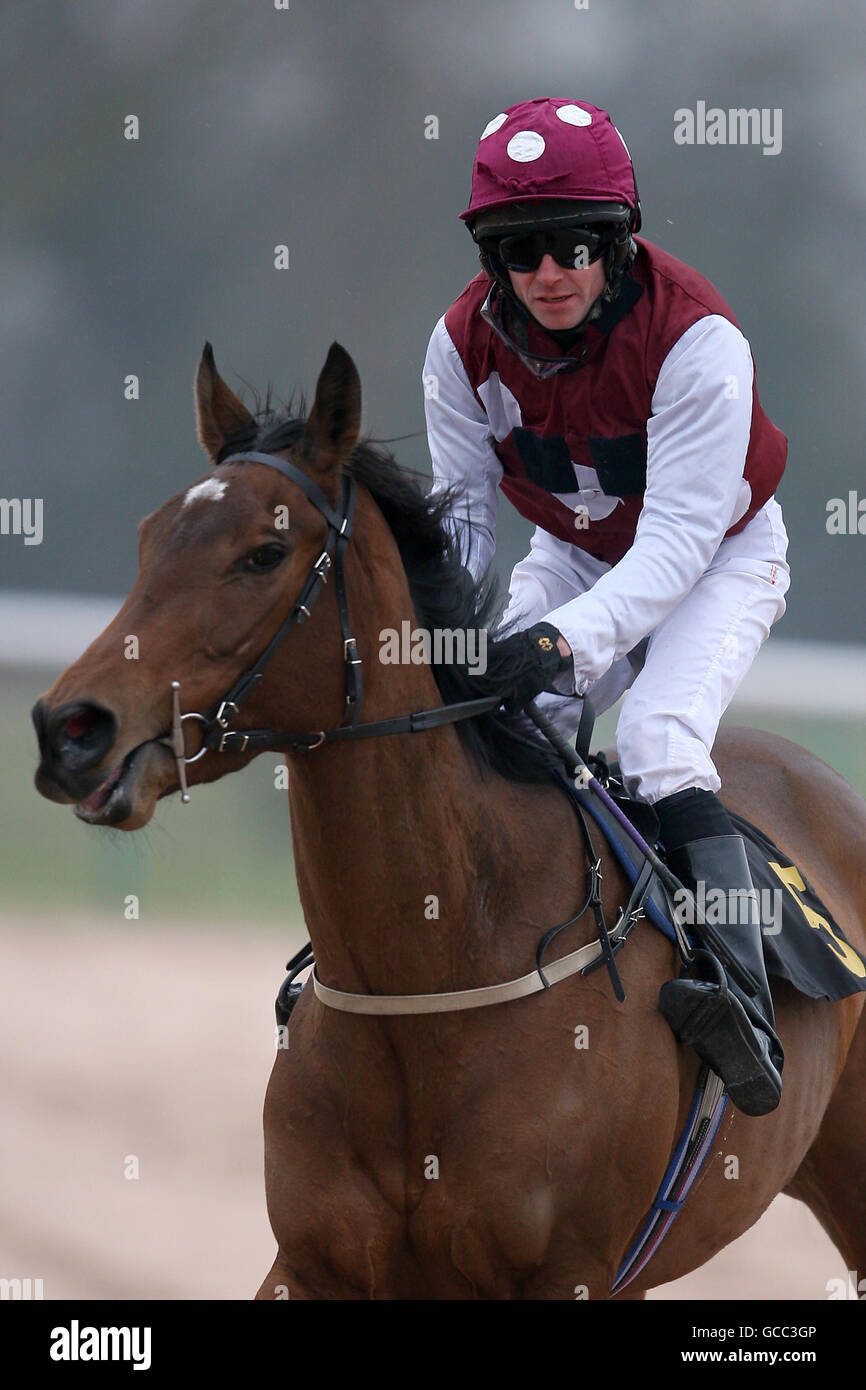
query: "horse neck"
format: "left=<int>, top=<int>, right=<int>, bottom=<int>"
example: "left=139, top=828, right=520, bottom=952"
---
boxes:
left=282, top=517, right=544, bottom=997
left=286, top=673, right=509, bottom=997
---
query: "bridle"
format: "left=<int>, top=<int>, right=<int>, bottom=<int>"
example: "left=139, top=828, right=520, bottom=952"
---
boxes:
left=160, top=449, right=502, bottom=802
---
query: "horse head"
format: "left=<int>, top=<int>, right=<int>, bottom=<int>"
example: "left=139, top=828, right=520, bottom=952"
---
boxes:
left=32, top=342, right=366, bottom=829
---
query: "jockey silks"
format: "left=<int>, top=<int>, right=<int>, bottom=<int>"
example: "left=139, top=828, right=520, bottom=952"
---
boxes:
left=440, top=237, right=787, bottom=566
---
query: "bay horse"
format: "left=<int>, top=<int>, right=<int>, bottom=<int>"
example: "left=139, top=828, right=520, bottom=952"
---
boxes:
left=32, top=342, right=866, bottom=1299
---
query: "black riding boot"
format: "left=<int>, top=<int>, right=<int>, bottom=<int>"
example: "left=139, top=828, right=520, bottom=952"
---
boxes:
left=655, top=792, right=783, bottom=1117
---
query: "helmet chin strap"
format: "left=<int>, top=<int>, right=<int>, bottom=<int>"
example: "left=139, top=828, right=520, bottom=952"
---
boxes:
left=475, top=224, right=638, bottom=379
left=601, top=232, right=637, bottom=302
left=480, top=285, right=589, bottom=379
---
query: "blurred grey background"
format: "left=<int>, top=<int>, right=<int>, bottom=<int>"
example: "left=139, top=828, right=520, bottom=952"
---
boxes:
left=1, top=0, right=864, bottom=1303
left=2, top=0, right=864, bottom=922
left=2, top=0, right=865, bottom=637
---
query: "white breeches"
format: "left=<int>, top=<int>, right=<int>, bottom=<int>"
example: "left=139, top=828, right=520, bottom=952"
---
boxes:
left=500, top=498, right=790, bottom=803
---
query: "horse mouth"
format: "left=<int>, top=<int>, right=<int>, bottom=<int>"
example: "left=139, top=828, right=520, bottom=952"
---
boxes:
left=74, top=739, right=169, bottom=827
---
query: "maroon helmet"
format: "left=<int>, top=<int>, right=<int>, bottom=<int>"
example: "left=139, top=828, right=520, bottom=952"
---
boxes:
left=461, top=100, right=642, bottom=374
left=461, top=98, right=641, bottom=232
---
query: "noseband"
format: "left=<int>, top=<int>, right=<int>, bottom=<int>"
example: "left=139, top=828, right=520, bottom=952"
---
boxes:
left=161, top=449, right=502, bottom=801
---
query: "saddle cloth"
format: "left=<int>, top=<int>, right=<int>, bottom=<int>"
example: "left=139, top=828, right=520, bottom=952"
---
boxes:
left=576, top=774, right=866, bottom=1003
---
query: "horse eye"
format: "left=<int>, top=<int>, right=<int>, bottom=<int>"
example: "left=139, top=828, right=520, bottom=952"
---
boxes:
left=242, top=544, right=286, bottom=573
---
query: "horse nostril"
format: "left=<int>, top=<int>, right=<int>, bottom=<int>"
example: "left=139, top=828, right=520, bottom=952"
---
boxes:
left=44, top=701, right=118, bottom=773
left=65, top=710, right=97, bottom=740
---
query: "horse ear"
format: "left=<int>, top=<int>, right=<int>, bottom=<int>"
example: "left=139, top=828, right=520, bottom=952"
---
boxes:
left=300, top=343, right=361, bottom=474
left=194, top=343, right=255, bottom=464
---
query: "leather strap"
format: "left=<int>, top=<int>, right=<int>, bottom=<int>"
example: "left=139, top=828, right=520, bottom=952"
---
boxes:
left=220, top=451, right=346, bottom=531
left=311, top=915, right=629, bottom=1015
left=575, top=694, right=595, bottom=761
left=215, top=693, right=504, bottom=753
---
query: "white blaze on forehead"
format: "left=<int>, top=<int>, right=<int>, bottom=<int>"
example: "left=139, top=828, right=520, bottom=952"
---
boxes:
left=183, top=477, right=229, bottom=507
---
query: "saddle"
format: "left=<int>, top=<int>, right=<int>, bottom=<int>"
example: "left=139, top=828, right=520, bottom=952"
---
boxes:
left=584, top=753, right=866, bottom=1004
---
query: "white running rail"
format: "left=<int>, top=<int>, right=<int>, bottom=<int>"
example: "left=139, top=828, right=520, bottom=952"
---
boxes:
left=2, top=590, right=864, bottom=717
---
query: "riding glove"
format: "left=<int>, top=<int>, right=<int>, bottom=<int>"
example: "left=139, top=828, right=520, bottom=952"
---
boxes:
left=500, top=622, right=572, bottom=711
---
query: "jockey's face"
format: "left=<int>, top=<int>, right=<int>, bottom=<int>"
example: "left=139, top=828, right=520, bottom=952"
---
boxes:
left=508, top=253, right=607, bottom=331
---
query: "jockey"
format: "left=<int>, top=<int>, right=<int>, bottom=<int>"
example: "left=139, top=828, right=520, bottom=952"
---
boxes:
left=423, top=98, right=790, bottom=1116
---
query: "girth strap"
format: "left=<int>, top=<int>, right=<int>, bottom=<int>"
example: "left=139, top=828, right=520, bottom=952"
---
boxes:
left=311, top=914, right=631, bottom=1015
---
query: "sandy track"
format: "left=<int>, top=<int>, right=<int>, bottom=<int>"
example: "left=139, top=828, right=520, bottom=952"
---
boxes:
left=0, top=916, right=845, bottom=1301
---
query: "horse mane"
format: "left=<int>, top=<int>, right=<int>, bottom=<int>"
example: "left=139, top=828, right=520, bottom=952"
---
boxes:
left=215, top=399, right=562, bottom=785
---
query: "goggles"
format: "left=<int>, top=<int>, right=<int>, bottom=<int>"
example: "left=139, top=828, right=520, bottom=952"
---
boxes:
left=486, top=224, right=616, bottom=274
